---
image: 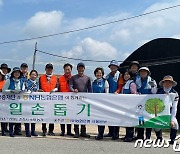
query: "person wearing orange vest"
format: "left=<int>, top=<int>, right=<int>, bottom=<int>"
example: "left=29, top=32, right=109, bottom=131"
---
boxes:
left=39, top=63, right=58, bottom=136
left=0, top=69, right=6, bottom=136
left=59, top=63, right=74, bottom=136
left=0, top=69, right=5, bottom=92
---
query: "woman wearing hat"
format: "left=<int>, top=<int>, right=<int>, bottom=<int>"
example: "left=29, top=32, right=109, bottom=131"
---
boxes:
left=2, top=67, right=26, bottom=137
left=135, top=67, right=157, bottom=140
left=0, top=63, right=11, bottom=80
left=157, top=75, right=179, bottom=144
left=0, top=69, right=7, bottom=136
left=104, top=60, right=120, bottom=140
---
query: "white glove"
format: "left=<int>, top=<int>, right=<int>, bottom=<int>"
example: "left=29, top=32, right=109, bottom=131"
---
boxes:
left=50, top=88, right=58, bottom=94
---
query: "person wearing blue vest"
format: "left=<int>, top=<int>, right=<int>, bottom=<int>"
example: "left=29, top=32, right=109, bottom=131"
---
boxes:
left=25, top=70, right=39, bottom=137
left=157, top=75, right=179, bottom=144
left=104, top=60, right=120, bottom=140
left=14, top=63, right=29, bottom=135
left=128, top=61, right=140, bottom=139
left=121, top=70, right=137, bottom=142
left=135, top=67, right=157, bottom=140
left=92, top=67, right=109, bottom=140
left=2, top=67, right=26, bottom=137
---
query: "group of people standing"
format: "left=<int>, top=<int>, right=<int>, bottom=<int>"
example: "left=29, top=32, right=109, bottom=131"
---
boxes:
left=0, top=60, right=179, bottom=144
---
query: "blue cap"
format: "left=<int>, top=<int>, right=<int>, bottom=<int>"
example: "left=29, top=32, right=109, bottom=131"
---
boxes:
left=11, top=67, right=23, bottom=77
left=77, top=62, right=85, bottom=68
left=13, top=67, right=21, bottom=72
left=108, top=60, right=119, bottom=68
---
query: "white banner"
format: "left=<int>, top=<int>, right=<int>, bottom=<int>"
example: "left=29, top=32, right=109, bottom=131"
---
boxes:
left=0, top=92, right=172, bottom=128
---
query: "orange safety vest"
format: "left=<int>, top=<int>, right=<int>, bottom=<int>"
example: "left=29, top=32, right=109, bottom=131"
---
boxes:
left=58, top=75, right=71, bottom=92
left=0, top=80, right=5, bottom=91
left=40, top=74, right=57, bottom=92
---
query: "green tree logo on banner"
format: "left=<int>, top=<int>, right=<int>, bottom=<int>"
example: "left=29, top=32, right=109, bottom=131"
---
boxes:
left=145, top=98, right=165, bottom=117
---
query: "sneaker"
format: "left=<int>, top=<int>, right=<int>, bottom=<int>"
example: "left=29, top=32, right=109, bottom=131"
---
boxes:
left=31, top=131, right=38, bottom=137
left=104, top=133, right=112, bottom=138
left=112, top=135, right=119, bottom=140
left=67, top=132, right=74, bottom=136
left=14, top=131, right=22, bottom=135
left=48, top=132, right=55, bottom=136
left=95, top=135, right=103, bottom=140
left=10, top=134, right=15, bottom=137
left=26, top=133, right=31, bottom=137
left=169, top=140, right=174, bottom=145
left=80, top=133, right=90, bottom=138
left=74, top=133, right=79, bottom=138
left=124, top=138, right=133, bottom=142
left=60, top=132, right=65, bottom=136
left=42, top=131, right=46, bottom=137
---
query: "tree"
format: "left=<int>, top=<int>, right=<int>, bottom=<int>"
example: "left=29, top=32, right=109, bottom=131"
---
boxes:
left=145, top=98, right=165, bottom=117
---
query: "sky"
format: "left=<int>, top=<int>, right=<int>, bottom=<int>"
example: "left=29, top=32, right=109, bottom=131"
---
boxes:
left=0, top=0, right=180, bottom=77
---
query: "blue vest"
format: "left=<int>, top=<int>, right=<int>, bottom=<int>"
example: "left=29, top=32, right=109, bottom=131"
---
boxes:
left=123, top=80, right=134, bottom=94
left=137, top=78, right=152, bottom=94
left=92, top=79, right=106, bottom=93
left=26, top=79, right=39, bottom=92
left=8, top=78, right=24, bottom=90
left=106, top=71, right=120, bottom=93
left=133, top=73, right=140, bottom=82
left=21, top=75, right=28, bottom=82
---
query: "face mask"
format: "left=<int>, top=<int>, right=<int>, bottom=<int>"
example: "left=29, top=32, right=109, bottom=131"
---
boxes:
left=163, top=87, right=172, bottom=93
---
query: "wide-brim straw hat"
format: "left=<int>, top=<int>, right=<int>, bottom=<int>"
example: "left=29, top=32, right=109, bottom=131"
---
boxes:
left=159, top=75, right=177, bottom=87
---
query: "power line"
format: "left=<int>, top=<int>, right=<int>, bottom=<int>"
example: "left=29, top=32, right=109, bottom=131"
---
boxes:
left=37, top=50, right=123, bottom=62
left=0, top=4, right=180, bottom=45
left=37, top=49, right=180, bottom=63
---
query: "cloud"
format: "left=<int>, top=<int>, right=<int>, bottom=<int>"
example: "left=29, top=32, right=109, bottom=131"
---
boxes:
left=2, top=0, right=180, bottom=75
left=24, top=10, right=64, bottom=37
left=109, top=0, right=180, bottom=52
left=0, top=0, right=3, bottom=8
left=171, top=34, right=180, bottom=40
left=61, top=37, right=118, bottom=61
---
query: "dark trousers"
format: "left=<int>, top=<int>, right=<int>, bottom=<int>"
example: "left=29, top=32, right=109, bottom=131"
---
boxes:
left=14, top=123, right=21, bottom=133
left=125, top=127, right=134, bottom=139
left=74, top=125, right=86, bottom=134
left=42, top=123, right=54, bottom=132
left=108, top=126, right=119, bottom=137
left=97, top=125, right=105, bottom=137
left=25, top=123, right=36, bottom=134
left=1, top=122, right=6, bottom=135
left=137, top=128, right=153, bottom=139
left=60, top=124, right=72, bottom=134
left=4, top=123, right=8, bottom=131
left=9, top=123, right=20, bottom=135
left=170, top=128, right=177, bottom=142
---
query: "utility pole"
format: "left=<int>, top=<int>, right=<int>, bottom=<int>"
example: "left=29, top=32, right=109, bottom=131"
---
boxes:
left=32, top=42, right=37, bottom=70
